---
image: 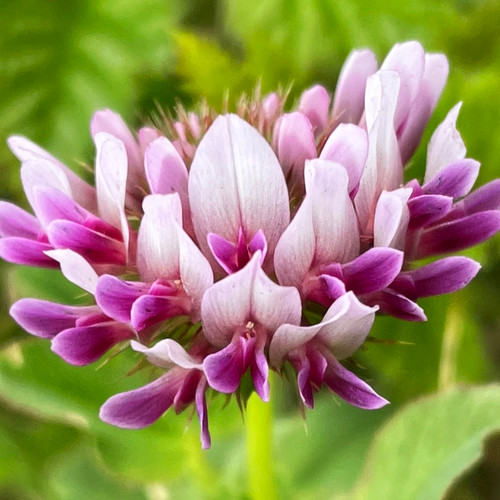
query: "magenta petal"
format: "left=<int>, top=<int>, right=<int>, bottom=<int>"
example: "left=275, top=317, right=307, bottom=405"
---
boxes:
left=195, top=378, right=211, bottom=449
left=342, top=248, right=404, bottom=295
left=323, top=355, right=389, bottom=409
left=0, top=202, right=40, bottom=238
left=100, top=372, right=180, bottom=429
left=321, top=275, right=347, bottom=301
left=95, top=275, right=149, bottom=323
left=296, top=356, right=314, bottom=409
left=408, top=195, right=453, bottom=229
left=409, top=257, right=481, bottom=297
left=416, top=210, right=500, bottom=258
left=461, top=179, right=500, bottom=215
left=363, top=289, right=427, bottom=321
left=251, top=340, right=270, bottom=402
left=51, top=322, right=133, bottom=365
left=0, top=238, right=57, bottom=268
left=10, top=299, right=97, bottom=338
left=130, top=294, right=183, bottom=331
left=207, top=232, right=238, bottom=274
left=423, top=159, right=480, bottom=199
left=48, top=220, right=126, bottom=265
left=203, top=337, right=246, bottom=394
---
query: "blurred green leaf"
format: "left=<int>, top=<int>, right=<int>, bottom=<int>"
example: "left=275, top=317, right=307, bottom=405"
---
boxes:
left=350, top=385, right=500, bottom=500
left=0, top=0, right=183, bottom=199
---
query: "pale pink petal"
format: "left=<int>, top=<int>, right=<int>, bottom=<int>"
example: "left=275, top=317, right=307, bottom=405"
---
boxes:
left=94, top=132, right=129, bottom=253
left=137, top=194, right=181, bottom=281
left=144, top=137, right=191, bottom=233
left=44, top=249, right=98, bottom=294
left=8, top=136, right=96, bottom=210
left=425, top=103, right=466, bottom=183
left=356, top=71, right=403, bottom=234
left=332, top=49, right=378, bottom=124
left=373, top=188, right=412, bottom=249
left=299, top=85, right=331, bottom=132
left=319, top=124, right=368, bottom=194
left=131, top=339, right=202, bottom=370
left=138, top=127, right=161, bottom=153
left=0, top=238, right=56, bottom=268
left=274, top=195, right=315, bottom=288
left=398, top=53, right=449, bottom=163
left=272, top=112, right=317, bottom=182
left=188, top=114, right=290, bottom=265
left=305, top=160, right=360, bottom=264
left=380, top=41, right=425, bottom=130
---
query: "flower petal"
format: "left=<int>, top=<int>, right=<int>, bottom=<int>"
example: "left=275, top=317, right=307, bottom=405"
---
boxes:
left=188, top=114, right=290, bottom=266
left=131, top=339, right=202, bottom=370
left=51, top=322, right=133, bottom=366
left=323, top=355, right=389, bottom=409
left=0, top=202, right=41, bottom=238
left=373, top=188, right=412, bottom=249
left=99, top=371, right=181, bottom=429
left=10, top=299, right=97, bottom=338
left=425, top=103, right=466, bottom=183
left=130, top=294, right=184, bottom=331
left=332, top=49, right=378, bottom=124
left=342, top=247, right=404, bottom=295
left=363, top=289, right=427, bottom=321
left=299, top=85, right=330, bottom=132
left=408, top=195, right=453, bottom=229
left=44, top=249, right=99, bottom=294
left=0, top=238, right=57, bottom=268
left=319, top=124, right=368, bottom=195
left=423, top=159, right=480, bottom=199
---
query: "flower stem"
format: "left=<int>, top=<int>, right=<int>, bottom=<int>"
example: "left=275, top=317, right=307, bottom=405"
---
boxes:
left=246, top=391, right=277, bottom=500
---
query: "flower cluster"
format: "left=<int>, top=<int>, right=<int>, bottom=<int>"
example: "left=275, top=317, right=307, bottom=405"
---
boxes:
left=2, top=42, right=500, bottom=448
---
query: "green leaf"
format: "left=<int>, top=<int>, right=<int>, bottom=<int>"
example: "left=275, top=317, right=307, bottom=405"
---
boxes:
left=350, top=385, right=500, bottom=500
left=0, top=0, right=182, bottom=200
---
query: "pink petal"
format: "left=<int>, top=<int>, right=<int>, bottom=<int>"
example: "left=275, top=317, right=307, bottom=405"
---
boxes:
left=415, top=210, right=500, bottom=258
left=188, top=114, right=289, bottom=266
left=422, top=159, right=480, bottom=198
left=10, top=299, right=97, bottom=338
left=47, top=220, right=126, bottom=266
left=408, top=257, right=481, bottom=297
left=342, top=247, right=404, bottom=295
left=201, top=252, right=300, bottom=347
left=203, top=337, right=246, bottom=393
left=461, top=179, right=500, bottom=215
left=251, top=339, right=270, bottom=401
left=130, top=294, right=184, bottom=331
left=299, top=85, right=331, bottom=133
left=195, top=379, right=211, bottom=449
left=363, top=289, right=426, bottom=321
left=51, top=322, right=133, bottom=366
left=319, top=123, right=368, bottom=195
left=380, top=41, right=425, bottom=131
left=0, top=238, right=57, bottom=268
left=373, top=188, right=412, bottom=249
left=95, top=275, right=149, bottom=322
left=323, top=355, right=389, bottom=409
left=0, top=202, right=41, bottom=238
left=408, top=195, right=453, bottom=229
left=272, top=112, right=317, bottom=183
left=99, top=371, right=181, bottom=429
left=144, top=137, right=191, bottom=234
left=332, top=49, right=378, bottom=124
left=425, top=103, right=466, bottom=183
left=398, top=53, right=449, bottom=163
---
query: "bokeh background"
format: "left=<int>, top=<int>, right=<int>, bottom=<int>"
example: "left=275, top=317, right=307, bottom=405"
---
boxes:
left=1, top=1, right=500, bottom=498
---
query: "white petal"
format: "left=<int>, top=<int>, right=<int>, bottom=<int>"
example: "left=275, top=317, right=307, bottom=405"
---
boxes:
left=44, top=249, right=98, bottom=294
left=425, top=103, right=466, bottom=183
left=131, top=339, right=202, bottom=370
left=373, top=188, right=412, bottom=249
left=94, top=132, right=130, bottom=252
left=188, top=114, right=290, bottom=264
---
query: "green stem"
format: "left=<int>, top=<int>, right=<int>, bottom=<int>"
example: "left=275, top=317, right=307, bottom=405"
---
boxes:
left=246, top=390, right=277, bottom=500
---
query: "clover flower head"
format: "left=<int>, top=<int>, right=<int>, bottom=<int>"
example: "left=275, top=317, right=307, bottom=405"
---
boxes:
left=2, top=41, right=499, bottom=448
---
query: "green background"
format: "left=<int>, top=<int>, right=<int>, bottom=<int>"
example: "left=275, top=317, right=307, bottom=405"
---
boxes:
left=1, top=1, right=500, bottom=498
